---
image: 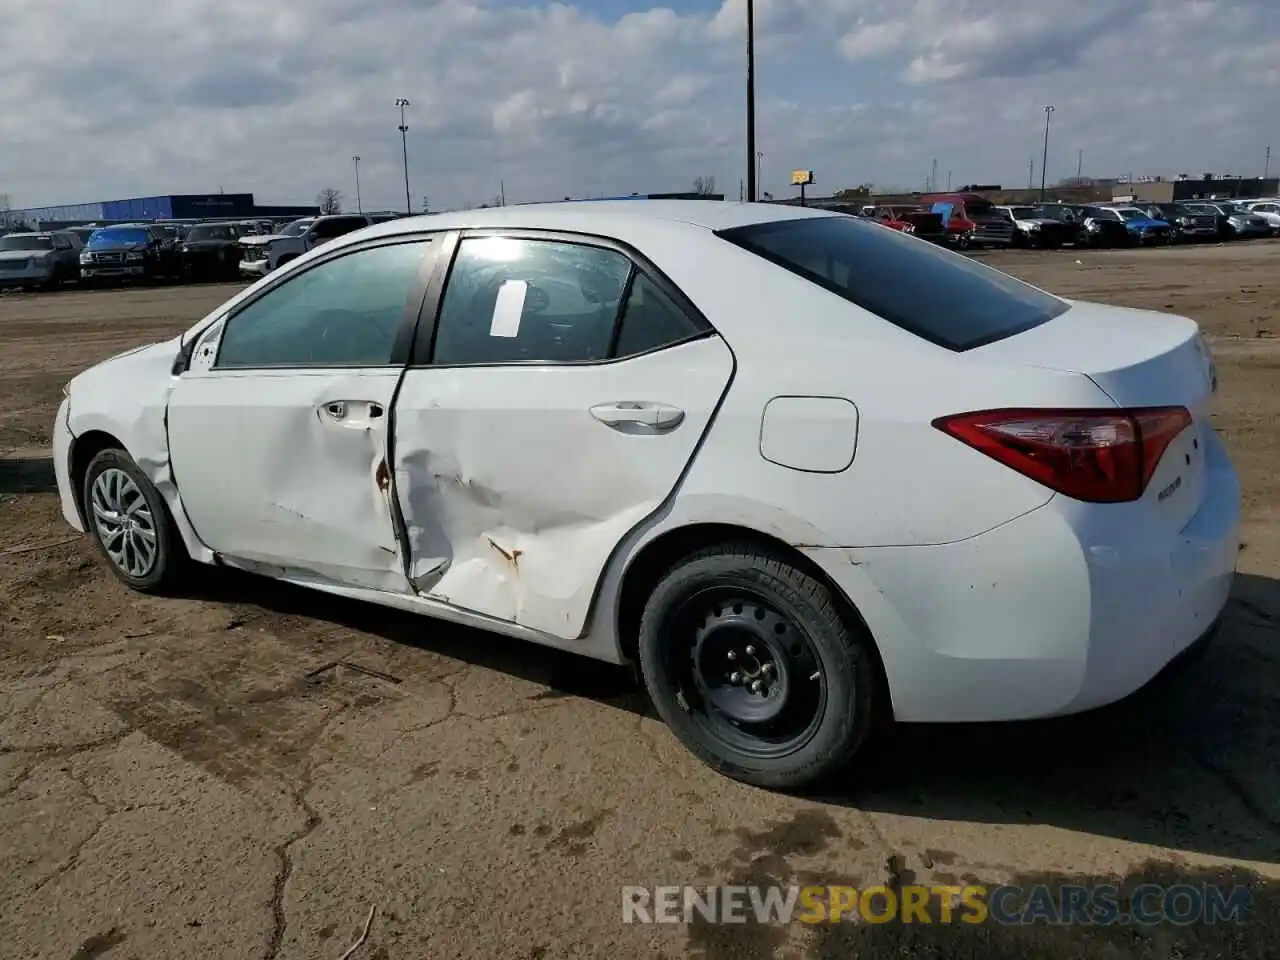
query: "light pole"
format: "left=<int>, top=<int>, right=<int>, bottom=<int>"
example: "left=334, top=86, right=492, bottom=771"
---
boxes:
left=395, top=98, right=412, bottom=215
left=352, top=156, right=362, bottom=214
left=1040, top=105, right=1055, bottom=201
left=756, top=151, right=763, bottom=197
left=745, top=0, right=757, bottom=202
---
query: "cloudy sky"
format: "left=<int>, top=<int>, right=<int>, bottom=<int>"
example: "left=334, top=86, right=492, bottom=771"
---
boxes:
left=3, top=0, right=1278, bottom=212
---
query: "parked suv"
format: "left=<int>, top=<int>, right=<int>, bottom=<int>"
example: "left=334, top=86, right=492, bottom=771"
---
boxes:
left=1241, top=200, right=1280, bottom=235
left=80, top=225, right=180, bottom=285
left=0, top=231, right=83, bottom=290
left=179, top=222, right=243, bottom=280
left=1075, top=206, right=1138, bottom=248
left=238, top=214, right=372, bottom=278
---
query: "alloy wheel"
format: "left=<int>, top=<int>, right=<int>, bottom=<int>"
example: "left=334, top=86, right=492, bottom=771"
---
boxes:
left=90, top=467, right=158, bottom=578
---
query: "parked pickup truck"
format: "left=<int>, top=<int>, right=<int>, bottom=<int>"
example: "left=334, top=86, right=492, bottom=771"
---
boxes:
left=862, top=205, right=946, bottom=242
left=238, top=214, right=373, bottom=278
left=919, top=193, right=1015, bottom=249
left=994, top=205, right=1075, bottom=248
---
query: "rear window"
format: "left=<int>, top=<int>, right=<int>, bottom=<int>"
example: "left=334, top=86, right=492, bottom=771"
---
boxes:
left=718, top=216, right=1068, bottom=351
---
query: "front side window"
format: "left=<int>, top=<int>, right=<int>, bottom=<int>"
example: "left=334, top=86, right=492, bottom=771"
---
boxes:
left=718, top=216, right=1068, bottom=352
left=215, top=240, right=432, bottom=368
left=431, top=237, right=632, bottom=364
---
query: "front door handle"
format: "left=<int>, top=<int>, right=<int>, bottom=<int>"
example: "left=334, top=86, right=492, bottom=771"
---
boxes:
left=590, top=401, right=685, bottom=433
left=324, top=401, right=347, bottom=420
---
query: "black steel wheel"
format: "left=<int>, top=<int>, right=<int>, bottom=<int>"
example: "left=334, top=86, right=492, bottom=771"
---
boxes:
left=638, top=543, right=876, bottom=790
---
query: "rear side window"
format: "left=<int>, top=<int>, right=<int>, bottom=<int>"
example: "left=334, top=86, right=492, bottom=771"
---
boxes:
left=718, top=216, right=1068, bottom=351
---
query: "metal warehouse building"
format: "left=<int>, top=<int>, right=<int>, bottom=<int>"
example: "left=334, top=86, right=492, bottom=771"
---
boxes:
left=6, top=193, right=318, bottom=228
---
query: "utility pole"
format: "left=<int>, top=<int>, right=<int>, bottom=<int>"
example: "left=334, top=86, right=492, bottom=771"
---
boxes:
left=745, top=0, right=757, bottom=202
left=1266, top=143, right=1272, bottom=181
left=1076, top=149, right=1083, bottom=179
left=946, top=170, right=952, bottom=191
left=756, top=152, right=764, bottom=197
left=1040, top=105, right=1055, bottom=201
left=931, top=158, right=938, bottom=193
left=352, top=156, right=362, bottom=214
left=395, top=98, right=412, bottom=216
left=499, top=181, right=506, bottom=206
left=739, top=178, right=744, bottom=202
left=1028, top=157, right=1034, bottom=189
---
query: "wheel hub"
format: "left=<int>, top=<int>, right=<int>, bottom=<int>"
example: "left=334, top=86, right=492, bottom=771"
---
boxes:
left=691, top=601, right=793, bottom=725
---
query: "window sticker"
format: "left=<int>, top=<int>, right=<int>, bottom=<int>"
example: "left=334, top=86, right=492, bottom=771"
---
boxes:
left=490, top=279, right=528, bottom=338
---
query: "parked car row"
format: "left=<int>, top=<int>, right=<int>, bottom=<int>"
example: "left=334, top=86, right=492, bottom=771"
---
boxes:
left=0, top=213, right=408, bottom=291
left=997, top=199, right=1280, bottom=249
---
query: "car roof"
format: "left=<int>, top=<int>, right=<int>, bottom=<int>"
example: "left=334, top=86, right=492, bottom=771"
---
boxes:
left=358, top=200, right=838, bottom=245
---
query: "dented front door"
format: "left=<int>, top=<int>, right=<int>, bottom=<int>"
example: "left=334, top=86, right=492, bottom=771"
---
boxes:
left=168, top=370, right=408, bottom=591
left=165, top=236, right=438, bottom=592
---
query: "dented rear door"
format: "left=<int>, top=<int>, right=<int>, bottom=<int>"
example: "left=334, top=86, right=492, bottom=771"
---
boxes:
left=392, top=230, right=734, bottom=639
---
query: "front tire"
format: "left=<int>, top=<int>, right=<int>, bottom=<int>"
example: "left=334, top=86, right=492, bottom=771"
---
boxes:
left=82, top=449, right=187, bottom=592
left=638, top=543, right=876, bottom=790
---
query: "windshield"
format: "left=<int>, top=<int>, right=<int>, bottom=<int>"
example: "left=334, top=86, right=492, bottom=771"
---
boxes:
left=0, top=236, right=53, bottom=251
left=88, top=228, right=151, bottom=246
left=1117, top=209, right=1149, bottom=222
left=279, top=220, right=312, bottom=237
left=186, top=225, right=237, bottom=241
left=718, top=216, right=1067, bottom=352
left=1008, top=207, right=1038, bottom=219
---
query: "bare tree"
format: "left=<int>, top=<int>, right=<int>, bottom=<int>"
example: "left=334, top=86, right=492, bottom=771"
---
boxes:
left=316, top=188, right=343, bottom=215
left=692, top=176, right=717, bottom=196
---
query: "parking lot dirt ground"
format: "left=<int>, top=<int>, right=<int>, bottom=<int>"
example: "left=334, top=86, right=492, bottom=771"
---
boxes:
left=1, top=244, right=1278, bottom=959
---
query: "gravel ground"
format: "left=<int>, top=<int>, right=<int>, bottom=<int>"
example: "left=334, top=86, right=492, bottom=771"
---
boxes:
left=1, top=244, right=1278, bottom=959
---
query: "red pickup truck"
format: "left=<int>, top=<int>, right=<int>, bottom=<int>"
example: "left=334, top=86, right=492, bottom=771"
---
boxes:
left=919, top=193, right=1016, bottom=249
left=861, top=205, right=946, bottom=242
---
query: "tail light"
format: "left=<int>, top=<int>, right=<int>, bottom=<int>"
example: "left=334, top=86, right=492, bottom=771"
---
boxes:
left=933, top=407, right=1192, bottom=503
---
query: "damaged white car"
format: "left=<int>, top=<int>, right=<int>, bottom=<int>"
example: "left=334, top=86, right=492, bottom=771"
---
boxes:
left=54, top=201, right=1239, bottom=789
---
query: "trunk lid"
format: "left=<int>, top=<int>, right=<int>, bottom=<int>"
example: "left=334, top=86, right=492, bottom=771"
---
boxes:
left=971, top=300, right=1215, bottom=529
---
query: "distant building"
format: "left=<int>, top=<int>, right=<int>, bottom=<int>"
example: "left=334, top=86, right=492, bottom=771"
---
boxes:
left=1128, top=177, right=1279, bottom=203
left=6, top=192, right=320, bottom=229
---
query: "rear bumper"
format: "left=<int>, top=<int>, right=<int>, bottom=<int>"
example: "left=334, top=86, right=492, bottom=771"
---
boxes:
left=809, top=431, right=1240, bottom=723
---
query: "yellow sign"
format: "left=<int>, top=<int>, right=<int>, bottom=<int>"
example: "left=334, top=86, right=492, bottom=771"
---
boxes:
left=791, top=169, right=814, bottom=186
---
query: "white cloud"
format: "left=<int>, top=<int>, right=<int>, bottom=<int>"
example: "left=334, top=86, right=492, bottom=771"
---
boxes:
left=1, top=0, right=1278, bottom=212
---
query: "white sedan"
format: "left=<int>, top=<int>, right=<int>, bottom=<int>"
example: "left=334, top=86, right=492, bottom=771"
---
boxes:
left=53, top=201, right=1239, bottom=789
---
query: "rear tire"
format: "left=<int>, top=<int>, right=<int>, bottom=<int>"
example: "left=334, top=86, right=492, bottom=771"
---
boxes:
left=638, top=543, right=876, bottom=790
left=82, top=448, right=188, bottom=593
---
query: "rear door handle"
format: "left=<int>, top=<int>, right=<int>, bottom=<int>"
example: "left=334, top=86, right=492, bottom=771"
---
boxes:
left=590, top=401, right=685, bottom=433
left=320, top=400, right=384, bottom=425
